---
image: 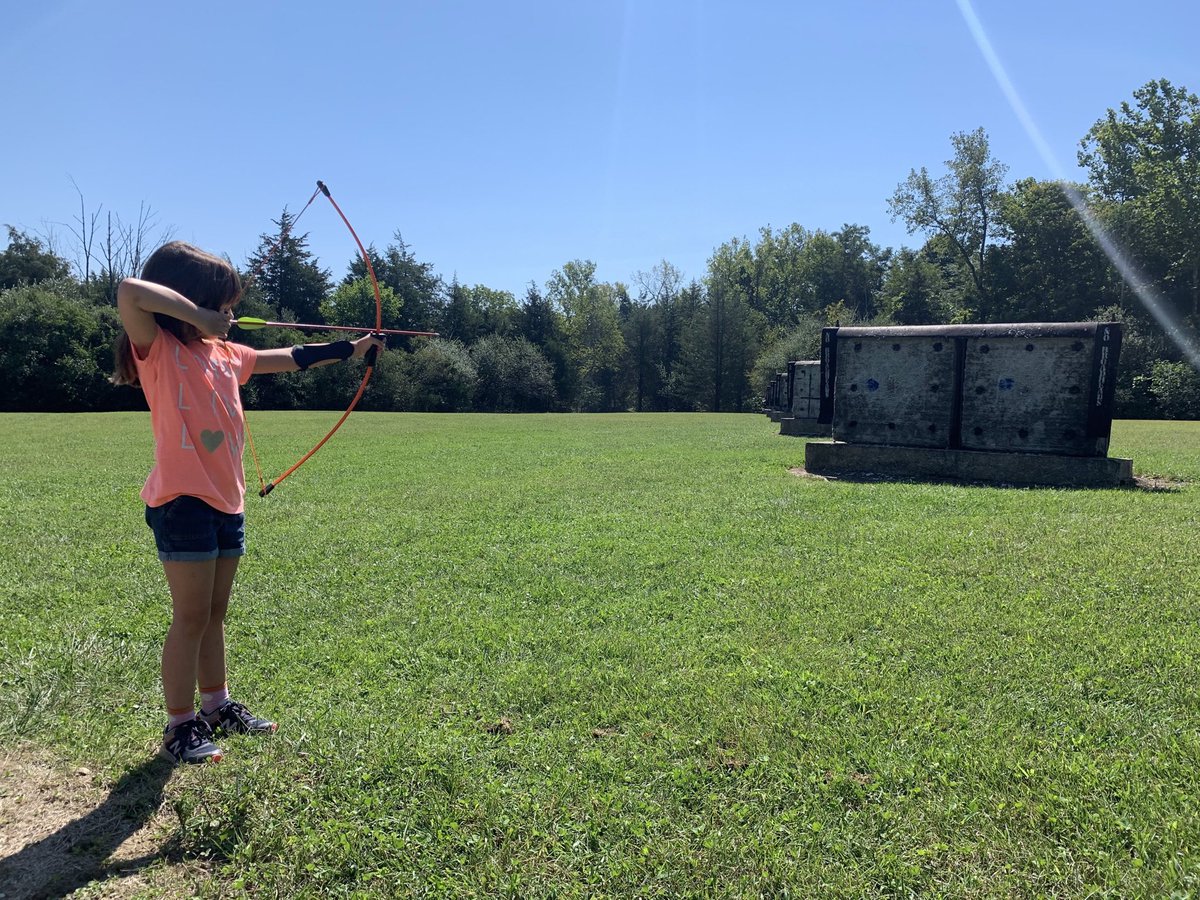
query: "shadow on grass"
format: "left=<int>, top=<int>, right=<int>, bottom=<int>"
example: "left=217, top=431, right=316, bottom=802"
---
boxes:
left=790, top=466, right=1185, bottom=493
left=0, top=756, right=176, bottom=899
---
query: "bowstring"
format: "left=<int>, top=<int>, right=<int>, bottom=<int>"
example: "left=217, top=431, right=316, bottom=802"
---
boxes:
left=256, top=181, right=384, bottom=497
left=238, top=186, right=322, bottom=495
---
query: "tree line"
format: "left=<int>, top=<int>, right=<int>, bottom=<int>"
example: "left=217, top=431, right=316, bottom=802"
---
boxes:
left=3, top=79, right=1199, bottom=418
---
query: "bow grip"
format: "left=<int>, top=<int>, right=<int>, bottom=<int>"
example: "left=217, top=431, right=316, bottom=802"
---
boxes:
left=365, top=334, right=382, bottom=366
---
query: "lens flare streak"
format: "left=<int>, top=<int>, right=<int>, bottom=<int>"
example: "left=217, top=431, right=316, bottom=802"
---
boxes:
left=955, top=0, right=1200, bottom=369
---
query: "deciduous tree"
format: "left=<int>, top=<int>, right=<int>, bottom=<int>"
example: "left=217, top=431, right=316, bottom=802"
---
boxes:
left=988, top=179, right=1112, bottom=322
left=889, top=128, right=1008, bottom=318
left=547, top=261, right=628, bottom=411
left=1079, top=79, right=1200, bottom=320
left=0, top=227, right=71, bottom=290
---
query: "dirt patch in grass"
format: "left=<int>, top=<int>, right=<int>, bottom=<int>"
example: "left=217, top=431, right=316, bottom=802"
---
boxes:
left=0, top=745, right=207, bottom=898
left=484, top=716, right=515, bottom=736
left=1133, top=474, right=1187, bottom=491
left=788, top=466, right=830, bottom=481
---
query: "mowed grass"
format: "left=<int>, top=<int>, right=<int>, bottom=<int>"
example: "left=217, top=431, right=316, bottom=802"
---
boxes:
left=1, top=412, right=1199, bottom=898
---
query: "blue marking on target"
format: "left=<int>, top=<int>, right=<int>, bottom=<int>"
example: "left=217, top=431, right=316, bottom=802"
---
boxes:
left=866, top=378, right=880, bottom=392
left=998, top=377, right=1015, bottom=391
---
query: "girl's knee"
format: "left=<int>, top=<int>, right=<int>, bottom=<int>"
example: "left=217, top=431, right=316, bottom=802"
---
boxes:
left=170, top=606, right=212, bottom=638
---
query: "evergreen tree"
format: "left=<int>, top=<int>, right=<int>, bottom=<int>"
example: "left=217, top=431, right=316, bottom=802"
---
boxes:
left=520, top=283, right=572, bottom=408
left=673, top=247, right=765, bottom=412
left=243, top=210, right=332, bottom=324
left=634, top=261, right=684, bottom=409
left=345, top=233, right=444, bottom=332
left=621, top=292, right=661, bottom=412
left=833, top=224, right=889, bottom=321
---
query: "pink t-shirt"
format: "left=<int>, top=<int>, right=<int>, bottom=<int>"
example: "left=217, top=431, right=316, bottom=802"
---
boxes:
left=132, top=329, right=258, bottom=513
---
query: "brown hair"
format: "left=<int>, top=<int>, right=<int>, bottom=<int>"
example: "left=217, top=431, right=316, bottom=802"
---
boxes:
left=111, top=241, right=243, bottom=386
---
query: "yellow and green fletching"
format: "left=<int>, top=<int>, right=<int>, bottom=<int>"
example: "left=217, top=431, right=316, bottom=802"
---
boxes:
left=234, top=317, right=272, bottom=330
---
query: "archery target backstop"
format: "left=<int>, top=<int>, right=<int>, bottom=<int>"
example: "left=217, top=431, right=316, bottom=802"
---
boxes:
left=779, top=360, right=830, bottom=437
left=806, top=322, right=1130, bottom=486
left=788, top=360, right=821, bottom=419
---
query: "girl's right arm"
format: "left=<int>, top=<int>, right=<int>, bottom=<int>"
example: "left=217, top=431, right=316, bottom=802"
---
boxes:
left=116, top=278, right=232, bottom=353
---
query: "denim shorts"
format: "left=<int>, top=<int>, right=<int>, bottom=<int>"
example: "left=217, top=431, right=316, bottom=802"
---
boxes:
left=145, top=496, right=246, bottom=562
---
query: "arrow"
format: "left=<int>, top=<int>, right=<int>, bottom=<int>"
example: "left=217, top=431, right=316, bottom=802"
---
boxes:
left=234, top=316, right=438, bottom=337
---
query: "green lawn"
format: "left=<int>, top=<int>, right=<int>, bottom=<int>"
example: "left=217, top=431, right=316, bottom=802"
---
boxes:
left=2, top=413, right=1198, bottom=898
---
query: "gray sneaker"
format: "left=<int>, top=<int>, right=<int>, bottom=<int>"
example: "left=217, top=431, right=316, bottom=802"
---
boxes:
left=160, top=718, right=224, bottom=764
left=200, top=699, right=277, bottom=736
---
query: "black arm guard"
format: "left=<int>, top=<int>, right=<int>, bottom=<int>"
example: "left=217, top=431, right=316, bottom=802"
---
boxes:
left=291, top=340, right=354, bottom=371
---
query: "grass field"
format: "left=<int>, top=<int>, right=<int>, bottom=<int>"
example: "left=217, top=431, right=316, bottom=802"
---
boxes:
left=1, top=412, right=1198, bottom=898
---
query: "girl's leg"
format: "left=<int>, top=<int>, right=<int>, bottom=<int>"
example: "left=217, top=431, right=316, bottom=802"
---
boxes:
left=197, top=554, right=277, bottom=735
left=161, top=560, right=217, bottom=717
left=197, top=556, right=239, bottom=699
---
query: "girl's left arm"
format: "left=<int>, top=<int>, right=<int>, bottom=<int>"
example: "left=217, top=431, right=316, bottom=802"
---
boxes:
left=252, top=335, right=385, bottom=374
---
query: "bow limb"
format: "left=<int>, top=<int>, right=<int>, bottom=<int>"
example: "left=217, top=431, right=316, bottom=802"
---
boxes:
left=258, top=374, right=372, bottom=496
left=257, top=180, right=384, bottom=497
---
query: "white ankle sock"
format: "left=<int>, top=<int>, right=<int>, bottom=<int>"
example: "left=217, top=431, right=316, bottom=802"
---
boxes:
left=167, top=708, right=196, bottom=728
left=200, top=683, right=230, bottom=715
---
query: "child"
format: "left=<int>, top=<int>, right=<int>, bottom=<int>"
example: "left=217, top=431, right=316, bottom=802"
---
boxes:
left=113, top=241, right=383, bottom=764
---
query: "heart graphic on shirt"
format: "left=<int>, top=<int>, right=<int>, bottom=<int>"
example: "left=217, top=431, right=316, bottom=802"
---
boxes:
left=200, top=429, right=225, bottom=453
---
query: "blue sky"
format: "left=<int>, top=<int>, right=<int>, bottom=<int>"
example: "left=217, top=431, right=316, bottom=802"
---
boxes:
left=3, top=1, right=1197, bottom=299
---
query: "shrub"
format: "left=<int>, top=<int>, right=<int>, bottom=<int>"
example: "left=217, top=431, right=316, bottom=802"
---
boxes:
left=0, top=279, right=129, bottom=411
left=750, top=315, right=824, bottom=398
left=1150, top=360, right=1200, bottom=419
left=396, top=339, right=477, bottom=412
left=471, top=334, right=557, bottom=412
